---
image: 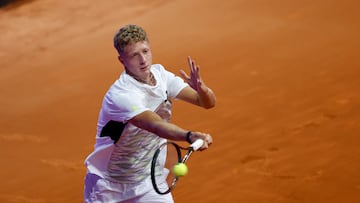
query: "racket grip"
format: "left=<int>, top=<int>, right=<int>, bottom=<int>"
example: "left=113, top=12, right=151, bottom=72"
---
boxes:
left=191, top=139, right=204, bottom=151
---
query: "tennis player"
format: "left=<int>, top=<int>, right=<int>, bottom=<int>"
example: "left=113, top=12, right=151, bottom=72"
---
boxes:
left=84, top=24, right=216, bottom=203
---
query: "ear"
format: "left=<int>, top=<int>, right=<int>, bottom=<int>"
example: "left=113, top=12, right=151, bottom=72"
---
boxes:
left=118, top=55, right=124, bottom=65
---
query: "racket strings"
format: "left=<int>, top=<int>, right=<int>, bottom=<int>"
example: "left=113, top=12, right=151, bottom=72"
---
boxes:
left=151, top=142, right=196, bottom=195
left=151, top=142, right=183, bottom=194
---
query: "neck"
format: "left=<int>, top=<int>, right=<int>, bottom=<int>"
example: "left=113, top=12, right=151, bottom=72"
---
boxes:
left=127, top=71, right=156, bottom=86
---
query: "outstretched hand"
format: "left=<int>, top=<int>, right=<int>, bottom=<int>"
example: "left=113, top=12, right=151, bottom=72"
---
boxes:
left=179, top=56, right=208, bottom=93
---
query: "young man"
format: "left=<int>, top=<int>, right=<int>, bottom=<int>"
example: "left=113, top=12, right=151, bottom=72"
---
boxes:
left=84, top=24, right=216, bottom=202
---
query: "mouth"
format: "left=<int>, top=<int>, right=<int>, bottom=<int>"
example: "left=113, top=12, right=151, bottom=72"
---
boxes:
left=140, top=65, right=149, bottom=71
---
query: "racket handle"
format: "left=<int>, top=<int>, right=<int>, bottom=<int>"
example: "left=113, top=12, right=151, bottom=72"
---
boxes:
left=191, top=139, right=204, bottom=151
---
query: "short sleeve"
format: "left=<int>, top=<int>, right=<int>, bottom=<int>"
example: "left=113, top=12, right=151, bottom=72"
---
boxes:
left=155, top=64, right=188, bottom=98
left=102, top=90, right=150, bottom=123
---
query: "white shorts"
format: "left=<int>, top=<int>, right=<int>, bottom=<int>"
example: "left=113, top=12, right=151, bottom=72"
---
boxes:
left=84, top=173, right=174, bottom=203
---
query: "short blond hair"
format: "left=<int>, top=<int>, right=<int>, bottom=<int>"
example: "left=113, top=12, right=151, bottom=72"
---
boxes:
left=113, top=24, right=148, bottom=54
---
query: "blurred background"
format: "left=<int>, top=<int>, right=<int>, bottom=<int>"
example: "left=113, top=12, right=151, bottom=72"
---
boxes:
left=1, top=0, right=359, bottom=202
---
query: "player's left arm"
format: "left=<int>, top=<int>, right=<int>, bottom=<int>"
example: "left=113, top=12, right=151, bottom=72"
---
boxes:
left=177, top=56, right=216, bottom=109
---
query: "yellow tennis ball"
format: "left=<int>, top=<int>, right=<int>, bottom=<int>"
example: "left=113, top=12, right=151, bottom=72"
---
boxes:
left=172, top=163, right=188, bottom=177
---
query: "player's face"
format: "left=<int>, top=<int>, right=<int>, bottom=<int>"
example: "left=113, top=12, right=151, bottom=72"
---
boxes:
left=119, top=41, right=153, bottom=79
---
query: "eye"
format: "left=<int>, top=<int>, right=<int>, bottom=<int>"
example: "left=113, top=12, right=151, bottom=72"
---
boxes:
left=143, top=48, right=149, bottom=54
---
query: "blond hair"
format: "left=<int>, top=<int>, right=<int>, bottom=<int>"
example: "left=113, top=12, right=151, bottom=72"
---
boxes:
left=113, top=24, right=149, bottom=54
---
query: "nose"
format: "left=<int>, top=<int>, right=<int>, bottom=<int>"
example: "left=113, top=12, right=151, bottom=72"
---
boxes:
left=139, top=53, right=146, bottom=65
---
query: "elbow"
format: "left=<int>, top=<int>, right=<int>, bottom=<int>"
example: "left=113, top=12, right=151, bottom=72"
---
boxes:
left=204, top=103, right=216, bottom=109
left=203, top=89, right=216, bottom=109
left=203, top=99, right=216, bottom=109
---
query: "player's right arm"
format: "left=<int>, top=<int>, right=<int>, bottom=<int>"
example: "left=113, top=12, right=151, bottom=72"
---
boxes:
left=129, top=110, right=212, bottom=149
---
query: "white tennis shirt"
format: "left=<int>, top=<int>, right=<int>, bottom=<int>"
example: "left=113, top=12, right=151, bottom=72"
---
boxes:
left=85, top=64, right=188, bottom=184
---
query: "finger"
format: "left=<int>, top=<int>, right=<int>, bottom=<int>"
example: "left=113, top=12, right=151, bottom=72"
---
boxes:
left=206, top=135, right=213, bottom=145
left=179, top=70, right=189, bottom=81
left=188, top=57, right=197, bottom=82
left=195, top=65, right=201, bottom=84
left=187, top=56, right=194, bottom=71
left=200, top=142, right=209, bottom=151
left=187, top=56, right=192, bottom=65
left=190, top=60, right=195, bottom=77
left=203, top=134, right=211, bottom=142
left=195, top=65, right=200, bottom=78
left=190, top=57, right=196, bottom=72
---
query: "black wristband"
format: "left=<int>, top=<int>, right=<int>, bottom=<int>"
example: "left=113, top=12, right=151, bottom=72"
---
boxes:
left=186, top=131, right=192, bottom=144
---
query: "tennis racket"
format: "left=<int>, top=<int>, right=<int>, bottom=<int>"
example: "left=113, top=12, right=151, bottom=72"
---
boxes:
left=150, top=139, right=204, bottom=195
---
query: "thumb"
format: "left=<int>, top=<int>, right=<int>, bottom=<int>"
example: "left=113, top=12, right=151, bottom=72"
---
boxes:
left=179, top=70, right=189, bottom=81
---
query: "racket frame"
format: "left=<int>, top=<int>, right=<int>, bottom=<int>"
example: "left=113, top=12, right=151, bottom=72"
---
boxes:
left=151, top=139, right=203, bottom=195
